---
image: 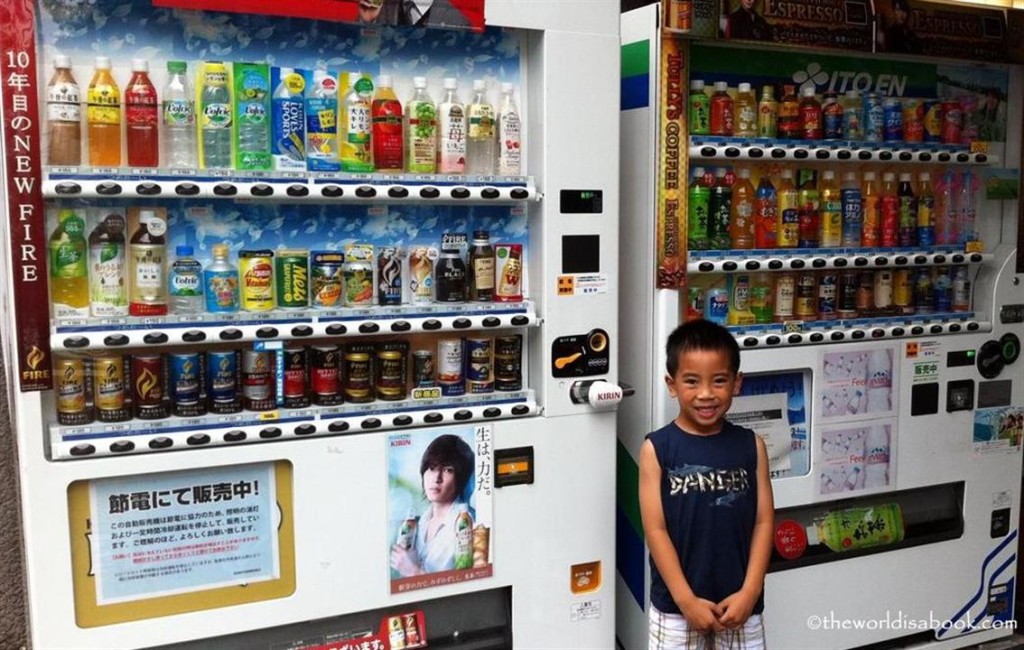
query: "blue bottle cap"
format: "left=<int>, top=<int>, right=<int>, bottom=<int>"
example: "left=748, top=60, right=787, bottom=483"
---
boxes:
left=176, top=245, right=194, bottom=257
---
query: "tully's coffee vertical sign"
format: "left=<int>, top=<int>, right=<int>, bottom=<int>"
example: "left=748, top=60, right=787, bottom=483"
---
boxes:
left=656, top=36, right=686, bottom=290
left=0, top=0, right=52, bottom=391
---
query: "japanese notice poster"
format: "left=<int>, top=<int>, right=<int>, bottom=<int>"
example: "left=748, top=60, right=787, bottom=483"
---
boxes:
left=974, top=407, right=1024, bottom=455
left=388, top=425, right=493, bottom=594
left=728, top=393, right=792, bottom=475
left=819, top=347, right=898, bottom=423
left=819, top=421, right=896, bottom=496
left=736, top=371, right=809, bottom=479
left=68, top=461, right=295, bottom=627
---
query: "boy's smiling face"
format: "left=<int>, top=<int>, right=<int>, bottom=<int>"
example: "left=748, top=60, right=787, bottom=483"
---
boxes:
left=665, top=348, right=742, bottom=436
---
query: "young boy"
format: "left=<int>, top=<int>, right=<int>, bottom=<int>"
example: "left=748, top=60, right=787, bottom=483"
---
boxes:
left=640, top=319, right=774, bottom=649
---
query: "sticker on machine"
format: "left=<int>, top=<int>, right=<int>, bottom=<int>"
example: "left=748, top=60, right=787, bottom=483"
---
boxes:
left=973, top=407, right=1024, bottom=455
left=818, top=346, right=899, bottom=423
left=388, top=425, right=494, bottom=594
left=570, top=599, right=602, bottom=622
left=819, top=420, right=896, bottom=497
left=557, top=274, right=608, bottom=296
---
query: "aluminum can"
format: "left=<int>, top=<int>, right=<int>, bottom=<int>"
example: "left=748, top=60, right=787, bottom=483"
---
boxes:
left=376, top=342, right=409, bottom=401
left=343, top=344, right=374, bottom=403
left=922, top=100, right=942, bottom=142
left=837, top=271, right=859, bottom=319
left=169, top=352, right=202, bottom=407
left=132, top=354, right=166, bottom=418
left=377, top=246, right=403, bottom=306
left=283, top=346, right=309, bottom=408
left=772, top=273, right=795, bottom=322
left=817, top=272, right=837, bottom=320
left=408, top=246, right=434, bottom=304
left=93, top=354, right=127, bottom=419
left=311, top=251, right=344, bottom=308
left=311, top=345, right=341, bottom=405
left=894, top=269, right=914, bottom=315
left=794, top=272, right=817, bottom=320
left=275, top=249, right=309, bottom=309
left=704, top=287, right=729, bottom=325
left=856, top=271, right=875, bottom=314
left=466, top=337, right=494, bottom=394
left=882, top=98, right=903, bottom=142
left=56, top=357, right=91, bottom=425
left=494, top=335, right=522, bottom=392
left=438, top=338, right=465, bottom=397
left=902, top=99, right=923, bottom=143
left=343, top=245, right=374, bottom=307
left=207, top=350, right=239, bottom=408
left=863, top=93, right=883, bottom=142
left=239, top=249, right=275, bottom=312
left=940, top=100, right=962, bottom=144
left=242, top=349, right=275, bottom=410
left=412, top=349, right=435, bottom=388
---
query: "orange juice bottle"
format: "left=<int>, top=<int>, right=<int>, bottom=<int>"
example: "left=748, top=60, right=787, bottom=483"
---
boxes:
left=87, top=57, right=122, bottom=167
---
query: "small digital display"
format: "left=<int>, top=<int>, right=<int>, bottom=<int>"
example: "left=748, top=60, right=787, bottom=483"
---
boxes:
left=560, top=189, right=603, bottom=214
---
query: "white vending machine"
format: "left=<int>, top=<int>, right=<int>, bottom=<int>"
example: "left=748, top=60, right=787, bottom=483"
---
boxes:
left=618, top=4, right=1024, bottom=649
left=0, top=1, right=621, bottom=647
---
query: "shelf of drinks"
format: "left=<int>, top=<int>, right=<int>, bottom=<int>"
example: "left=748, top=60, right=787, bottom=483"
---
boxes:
left=42, top=168, right=538, bottom=203
left=48, top=390, right=536, bottom=460
left=687, top=248, right=990, bottom=274
left=51, top=301, right=538, bottom=352
left=689, top=136, right=992, bottom=166
left=728, top=312, right=988, bottom=349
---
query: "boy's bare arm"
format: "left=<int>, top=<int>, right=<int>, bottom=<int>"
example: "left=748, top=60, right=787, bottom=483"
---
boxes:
left=718, top=435, right=775, bottom=628
left=639, top=439, right=723, bottom=632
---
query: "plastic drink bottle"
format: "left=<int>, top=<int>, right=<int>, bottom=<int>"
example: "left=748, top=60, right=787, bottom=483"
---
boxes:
left=87, top=57, right=121, bottom=167
left=371, top=74, right=403, bottom=173
left=797, top=171, right=820, bottom=248
left=305, top=68, right=339, bottom=172
left=776, top=169, right=799, bottom=248
left=168, top=246, right=204, bottom=314
left=840, top=171, right=862, bottom=248
left=125, top=59, right=159, bottom=168
left=818, top=170, right=842, bottom=248
left=709, top=81, right=733, bottom=136
left=754, top=174, right=778, bottom=248
left=733, top=83, right=757, bottom=138
left=88, top=210, right=127, bottom=317
left=497, top=82, right=521, bottom=176
left=897, top=172, right=917, bottom=247
left=271, top=67, right=306, bottom=172
left=957, top=170, right=977, bottom=244
left=952, top=265, right=970, bottom=312
left=341, top=72, right=374, bottom=172
left=163, top=61, right=197, bottom=169
left=729, top=168, right=755, bottom=249
left=749, top=273, right=774, bottom=324
left=880, top=172, right=899, bottom=248
left=842, top=90, right=863, bottom=140
left=46, top=55, right=82, bottom=166
left=437, top=77, right=467, bottom=174
left=49, top=207, right=90, bottom=317
left=687, top=167, right=710, bottom=250
left=778, top=84, right=800, bottom=139
left=199, top=61, right=233, bottom=169
left=467, top=79, right=497, bottom=175
left=757, top=85, right=778, bottom=138
left=688, top=80, right=710, bottom=135
left=405, top=76, right=437, bottom=174
left=233, top=63, right=272, bottom=171
left=916, top=172, right=935, bottom=247
left=862, top=425, right=890, bottom=488
left=799, top=87, right=822, bottom=140
left=936, top=170, right=957, bottom=245
left=807, top=504, right=904, bottom=552
left=708, top=168, right=733, bottom=249
left=861, top=171, right=880, bottom=247
left=128, top=209, right=168, bottom=316
left=727, top=274, right=755, bottom=325
left=204, top=243, right=239, bottom=313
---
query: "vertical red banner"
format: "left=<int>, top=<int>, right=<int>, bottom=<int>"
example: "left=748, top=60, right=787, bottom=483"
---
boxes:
left=0, top=0, right=52, bottom=391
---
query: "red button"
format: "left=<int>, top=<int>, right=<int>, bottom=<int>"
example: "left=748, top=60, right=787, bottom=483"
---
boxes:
left=774, top=519, right=808, bottom=560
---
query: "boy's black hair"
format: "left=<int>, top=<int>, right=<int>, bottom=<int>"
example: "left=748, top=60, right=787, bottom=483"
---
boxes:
left=420, top=434, right=475, bottom=496
left=665, top=319, right=741, bottom=377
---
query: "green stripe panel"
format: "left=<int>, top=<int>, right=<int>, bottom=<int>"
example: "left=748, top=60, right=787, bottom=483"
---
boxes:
left=621, top=40, right=650, bottom=79
left=617, top=439, right=643, bottom=539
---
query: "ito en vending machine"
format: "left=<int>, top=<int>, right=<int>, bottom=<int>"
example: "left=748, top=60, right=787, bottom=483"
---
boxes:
left=618, top=2, right=1024, bottom=648
left=0, top=0, right=622, bottom=647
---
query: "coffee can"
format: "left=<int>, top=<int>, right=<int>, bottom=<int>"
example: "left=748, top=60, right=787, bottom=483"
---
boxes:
left=311, top=345, right=342, bottom=406
left=494, top=335, right=523, bottom=392
left=376, top=341, right=409, bottom=401
left=466, top=337, right=494, bottom=394
left=377, top=246, right=403, bottom=306
left=242, top=349, right=275, bottom=411
left=133, top=354, right=167, bottom=419
left=438, top=338, right=465, bottom=397
left=412, top=349, right=436, bottom=388
left=93, top=354, right=129, bottom=422
left=283, top=346, right=309, bottom=408
left=56, top=357, right=92, bottom=425
left=207, top=350, right=240, bottom=412
left=343, top=344, right=374, bottom=403
left=311, top=251, right=345, bottom=308
left=894, top=269, right=915, bottom=315
left=169, top=352, right=204, bottom=416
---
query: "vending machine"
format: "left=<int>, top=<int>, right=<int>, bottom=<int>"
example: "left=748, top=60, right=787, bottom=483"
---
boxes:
left=618, top=3, right=1024, bottom=649
left=0, top=1, right=621, bottom=647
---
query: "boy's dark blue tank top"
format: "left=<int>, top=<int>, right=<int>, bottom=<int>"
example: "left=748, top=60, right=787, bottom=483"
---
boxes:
left=647, top=420, right=763, bottom=615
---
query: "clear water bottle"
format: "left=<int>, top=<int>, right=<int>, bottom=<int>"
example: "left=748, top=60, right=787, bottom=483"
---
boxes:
left=466, top=79, right=496, bottom=176
left=957, top=170, right=977, bottom=244
left=200, top=61, right=233, bottom=169
left=168, top=245, right=204, bottom=314
left=163, top=61, right=197, bottom=169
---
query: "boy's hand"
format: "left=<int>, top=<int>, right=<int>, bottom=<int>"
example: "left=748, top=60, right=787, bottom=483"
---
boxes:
left=679, top=597, right=724, bottom=632
left=717, top=588, right=758, bottom=629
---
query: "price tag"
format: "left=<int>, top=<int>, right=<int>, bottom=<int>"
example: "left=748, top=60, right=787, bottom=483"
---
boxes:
left=258, top=411, right=281, bottom=421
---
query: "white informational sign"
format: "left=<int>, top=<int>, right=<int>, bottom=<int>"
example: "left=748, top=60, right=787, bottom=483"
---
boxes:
left=90, top=463, right=280, bottom=605
left=819, top=347, right=899, bottom=423
left=728, top=393, right=792, bottom=474
left=819, top=421, right=896, bottom=496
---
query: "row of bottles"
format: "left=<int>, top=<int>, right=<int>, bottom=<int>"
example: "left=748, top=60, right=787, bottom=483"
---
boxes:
left=46, top=57, right=522, bottom=176
left=48, top=207, right=524, bottom=319
left=690, top=80, right=968, bottom=145
left=687, top=167, right=978, bottom=251
left=687, top=267, right=972, bottom=325
left=54, top=335, right=523, bottom=426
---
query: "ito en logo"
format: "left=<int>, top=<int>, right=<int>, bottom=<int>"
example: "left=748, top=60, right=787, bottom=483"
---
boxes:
left=792, top=61, right=908, bottom=97
left=792, top=62, right=830, bottom=93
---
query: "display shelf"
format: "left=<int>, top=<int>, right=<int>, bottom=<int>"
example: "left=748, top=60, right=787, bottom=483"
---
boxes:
left=729, top=312, right=988, bottom=349
left=688, top=248, right=990, bottom=274
left=51, top=301, right=537, bottom=352
left=689, top=136, right=993, bottom=166
left=42, top=168, right=539, bottom=203
left=49, top=390, right=537, bottom=460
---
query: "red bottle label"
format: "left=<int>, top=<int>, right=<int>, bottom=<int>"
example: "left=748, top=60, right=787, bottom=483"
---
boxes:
left=880, top=195, right=899, bottom=247
left=372, top=98, right=404, bottom=170
left=710, top=96, right=734, bottom=136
